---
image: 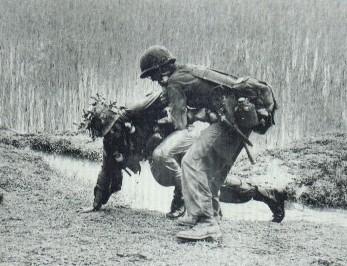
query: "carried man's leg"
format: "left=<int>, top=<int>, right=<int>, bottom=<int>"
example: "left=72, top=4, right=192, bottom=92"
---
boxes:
left=220, top=177, right=287, bottom=223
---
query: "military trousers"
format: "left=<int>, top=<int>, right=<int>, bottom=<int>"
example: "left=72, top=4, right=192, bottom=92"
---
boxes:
left=181, top=122, right=251, bottom=218
left=150, top=122, right=207, bottom=187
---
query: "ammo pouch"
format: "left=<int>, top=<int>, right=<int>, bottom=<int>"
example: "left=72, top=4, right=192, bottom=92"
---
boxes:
left=235, top=98, right=259, bottom=129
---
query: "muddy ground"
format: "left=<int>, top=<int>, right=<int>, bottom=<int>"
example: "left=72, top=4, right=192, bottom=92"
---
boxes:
left=1, top=137, right=347, bottom=265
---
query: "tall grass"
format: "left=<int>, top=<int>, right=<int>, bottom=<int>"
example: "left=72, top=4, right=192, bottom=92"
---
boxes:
left=0, top=0, right=346, bottom=148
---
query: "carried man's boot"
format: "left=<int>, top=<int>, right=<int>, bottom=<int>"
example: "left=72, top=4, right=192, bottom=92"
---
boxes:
left=253, top=187, right=287, bottom=223
left=166, top=186, right=185, bottom=219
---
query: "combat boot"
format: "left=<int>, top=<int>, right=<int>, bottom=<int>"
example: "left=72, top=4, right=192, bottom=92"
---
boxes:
left=253, top=187, right=288, bottom=223
left=178, top=211, right=222, bottom=226
left=177, top=215, right=198, bottom=226
left=166, top=200, right=185, bottom=219
left=166, top=187, right=185, bottom=219
left=176, top=217, right=221, bottom=240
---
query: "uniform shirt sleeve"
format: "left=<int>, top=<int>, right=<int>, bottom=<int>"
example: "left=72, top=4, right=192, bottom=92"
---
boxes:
left=165, top=83, right=187, bottom=130
left=124, top=91, right=162, bottom=118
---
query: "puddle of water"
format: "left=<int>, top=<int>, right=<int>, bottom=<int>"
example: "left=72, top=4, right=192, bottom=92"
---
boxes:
left=42, top=153, right=100, bottom=187
left=41, top=153, right=347, bottom=227
left=41, top=153, right=173, bottom=213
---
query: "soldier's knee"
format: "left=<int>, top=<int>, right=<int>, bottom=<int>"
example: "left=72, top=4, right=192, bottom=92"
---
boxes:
left=152, top=146, right=172, bottom=164
left=151, top=168, right=174, bottom=187
left=150, top=161, right=175, bottom=187
left=224, top=177, right=256, bottom=193
left=152, top=147, right=163, bottom=162
left=220, top=178, right=256, bottom=204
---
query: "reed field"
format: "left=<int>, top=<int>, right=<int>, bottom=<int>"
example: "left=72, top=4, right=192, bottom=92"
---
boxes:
left=0, top=0, right=346, bottom=147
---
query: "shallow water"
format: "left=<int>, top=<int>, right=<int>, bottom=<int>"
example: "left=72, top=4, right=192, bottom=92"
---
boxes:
left=41, top=153, right=173, bottom=213
left=41, top=153, right=347, bottom=227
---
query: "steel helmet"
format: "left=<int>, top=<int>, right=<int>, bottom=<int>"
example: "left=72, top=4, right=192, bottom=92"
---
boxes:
left=140, top=45, right=176, bottom=78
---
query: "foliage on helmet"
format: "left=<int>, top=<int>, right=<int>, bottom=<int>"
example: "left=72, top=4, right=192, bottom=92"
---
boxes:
left=79, top=94, right=120, bottom=140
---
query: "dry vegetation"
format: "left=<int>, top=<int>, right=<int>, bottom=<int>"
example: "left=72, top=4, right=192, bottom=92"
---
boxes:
left=0, top=0, right=346, bottom=149
left=273, top=133, right=347, bottom=208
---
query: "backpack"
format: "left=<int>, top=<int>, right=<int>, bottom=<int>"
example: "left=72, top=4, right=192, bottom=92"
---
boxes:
left=189, top=66, right=277, bottom=134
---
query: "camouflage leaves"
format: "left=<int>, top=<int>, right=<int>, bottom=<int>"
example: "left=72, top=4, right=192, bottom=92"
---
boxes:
left=79, top=94, right=120, bottom=140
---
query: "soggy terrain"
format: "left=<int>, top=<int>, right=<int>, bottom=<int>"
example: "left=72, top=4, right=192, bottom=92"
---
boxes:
left=1, top=129, right=347, bottom=265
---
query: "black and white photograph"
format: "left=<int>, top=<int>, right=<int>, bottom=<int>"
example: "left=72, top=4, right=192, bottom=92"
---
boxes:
left=0, top=0, right=346, bottom=265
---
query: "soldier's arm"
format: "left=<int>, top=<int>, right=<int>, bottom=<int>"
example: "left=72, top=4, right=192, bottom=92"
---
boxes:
left=122, top=91, right=164, bottom=121
left=165, top=85, right=187, bottom=130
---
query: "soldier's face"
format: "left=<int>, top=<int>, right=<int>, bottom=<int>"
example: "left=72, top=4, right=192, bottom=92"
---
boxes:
left=149, top=70, right=170, bottom=87
left=149, top=69, right=161, bottom=82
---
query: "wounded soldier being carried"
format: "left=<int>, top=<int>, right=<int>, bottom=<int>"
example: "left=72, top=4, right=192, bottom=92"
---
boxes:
left=79, top=91, right=287, bottom=223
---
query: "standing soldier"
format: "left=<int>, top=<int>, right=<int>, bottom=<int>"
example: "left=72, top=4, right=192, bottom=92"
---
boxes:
left=150, top=118, right=286, bottom=223
left=139, top=45, right=286, bottom=240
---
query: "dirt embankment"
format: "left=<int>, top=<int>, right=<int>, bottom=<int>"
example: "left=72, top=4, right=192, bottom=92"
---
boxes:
left=0, top=128, right=103, bottom=161
left=1, top=130, right=347, bottom=265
